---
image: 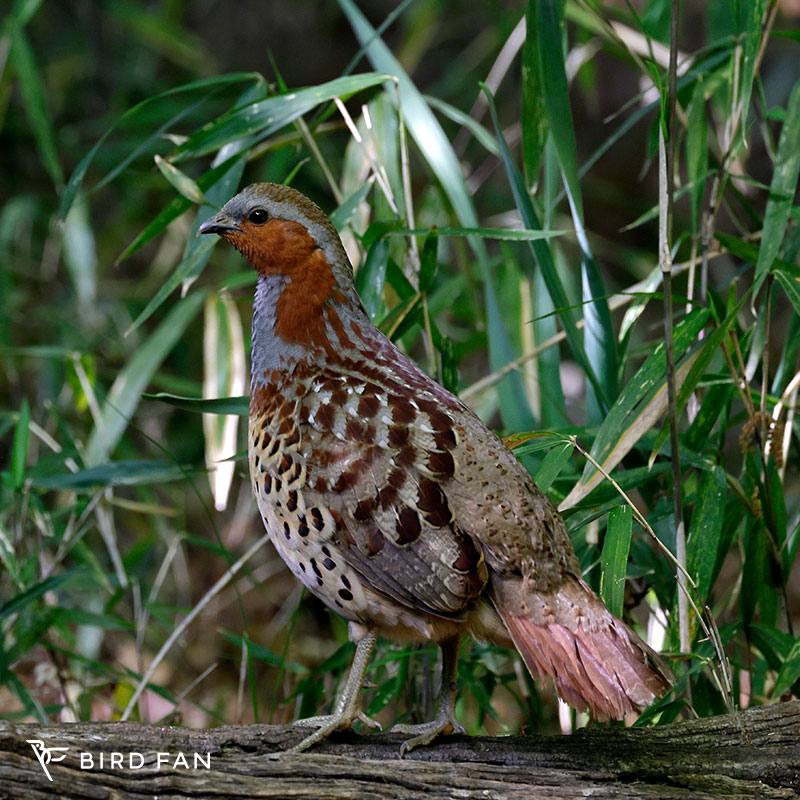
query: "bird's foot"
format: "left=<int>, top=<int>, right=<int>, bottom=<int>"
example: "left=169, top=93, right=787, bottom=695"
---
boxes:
left=286, top=709, right=382, bottom=753
left=392, top=706, right=465, bottom=755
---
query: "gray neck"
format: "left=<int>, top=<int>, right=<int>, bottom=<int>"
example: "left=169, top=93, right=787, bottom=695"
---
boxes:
left=250, top=274, right=310, bottom=388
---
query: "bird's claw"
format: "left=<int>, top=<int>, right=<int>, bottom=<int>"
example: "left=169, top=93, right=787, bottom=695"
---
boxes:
left=287, top=709, right=382, bottom=753
left=393, top=711, right=465, bottom=755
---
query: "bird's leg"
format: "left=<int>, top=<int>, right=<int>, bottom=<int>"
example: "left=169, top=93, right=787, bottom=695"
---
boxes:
left=392, top=635, right=465, bottom=755
left=288, top=627, right=381, bottom=753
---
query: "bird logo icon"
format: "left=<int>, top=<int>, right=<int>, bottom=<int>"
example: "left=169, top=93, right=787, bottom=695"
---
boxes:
left=27, top=739, right=70, bottom=781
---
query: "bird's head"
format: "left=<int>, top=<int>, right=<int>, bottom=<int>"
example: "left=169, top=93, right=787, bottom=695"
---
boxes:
left=200, top=183, right=367, bottom=358
left=199, top=182, right=354, bottom=286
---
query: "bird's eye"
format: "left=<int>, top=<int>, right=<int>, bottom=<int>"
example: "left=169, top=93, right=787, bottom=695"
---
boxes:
left=248, top=208, right=269, bottom=225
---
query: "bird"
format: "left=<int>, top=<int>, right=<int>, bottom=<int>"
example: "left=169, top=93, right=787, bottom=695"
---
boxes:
left=198, top=182, right=672, bottom=753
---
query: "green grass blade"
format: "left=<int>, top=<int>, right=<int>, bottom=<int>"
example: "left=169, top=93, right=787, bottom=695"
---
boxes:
left=533, top=439, right=574, bottom=492
left=58, top=72, right=260, bottom=218
left=85, top=292, right=206, bottom=465
left=687, top=465, right=727, bottom=603
left=600, top=504, right=632, bottom=619
left=339, top=0, right=534, bottom=431
left=686, top=79, right=708, bottom=233
left=172, top=73, right=390, bottom=162
left=482, top=84, right=609, bottom=411
left=772, top=638, right=800, bottom=699
left=126, top=239, right=216, bottom=338
left=125, top=146, right=250, bottom=335
left=8, top=26, right=63, bottom=186
left=385, top=226, right=566, bottom=241
left=154, top=155, right=207, bottom=204
left=522, top=1, right=547, bottom=185
left=649, top=293, right=747, bottom=459
left=774, top=267, right=800, bottom=318
left=117, top=151, right=248, bottom=265
left=424, top=95, right=501, bottom=157
left=754, top=78, right=800, bottom=290
left=31, top=461, right=191, bottom=491
left=355, top=237, right=389, bottom=321
left=0, top=573, right=75, bottom=619
left=561, top=308, right=710, bottom=508
left=62, top=201, right=98, bottom=310
left=533, top=0, right=581, bottom=217
left=11, top=398, right=30, bottom=490
left=530, top=1, right=616, bottom=418
left=142, top=393, right=248, bottom=415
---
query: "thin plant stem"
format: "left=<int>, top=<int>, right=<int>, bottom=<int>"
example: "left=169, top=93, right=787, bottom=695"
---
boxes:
left=120, top=532, right=272, bottom=721
left=662, top=0, right=690, bottom=673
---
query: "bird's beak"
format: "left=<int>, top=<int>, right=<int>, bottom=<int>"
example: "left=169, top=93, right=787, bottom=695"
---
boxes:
left=198, top=211, right=242, bottom=237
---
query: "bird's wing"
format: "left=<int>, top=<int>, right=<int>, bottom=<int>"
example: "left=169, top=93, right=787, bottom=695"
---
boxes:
left=440, top=408, right=580, bottom=593
left=295, top=365, right=487, bottom=618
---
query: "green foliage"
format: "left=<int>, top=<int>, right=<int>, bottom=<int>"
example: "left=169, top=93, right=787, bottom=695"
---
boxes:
left=1, top=0, right=799, bottom=736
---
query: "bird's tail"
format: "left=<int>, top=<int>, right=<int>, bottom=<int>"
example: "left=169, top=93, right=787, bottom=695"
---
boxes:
left=491, top=574, right=671, bottom=720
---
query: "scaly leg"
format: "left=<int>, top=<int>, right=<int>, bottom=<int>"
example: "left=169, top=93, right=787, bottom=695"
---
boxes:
left=391, top=635, right=465, bottom=755
left=288, top=628, right=381, bottom=753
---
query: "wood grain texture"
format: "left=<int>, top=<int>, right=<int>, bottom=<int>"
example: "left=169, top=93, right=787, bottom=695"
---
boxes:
left=1, top=701, right=798, bottom=799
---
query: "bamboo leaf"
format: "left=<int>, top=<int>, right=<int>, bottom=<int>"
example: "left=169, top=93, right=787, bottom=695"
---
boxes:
left=8, top=26, right=63, bottom=186
left=424, top=95, right=501, bottom=157
left=59, top=72, right=260, bottom=218
left=687, top=465, right=727, bottom=603
left=773, top=638, right=800, bottom=698
left=338, top=0, right=535, bottom=433
left=529, top=0, right=616, bottom=418
left=386, top=226, right=566, bottom=241
left=775, top=266, right=800, bottom=318
left=534, top=439, right=575, bottom=492
left=85, top=292, right=206, bottom=465
left=31, top=461, right=191, bottom=490
left=11, top=399, right=31, bottom=490
left=560, top=309, right=710, bottom=509
left=522, top=1, right=547, bottom=184
left=483, top=84, right=609, bottom=412
left=600, top=504, right=632, bottom=619
left=356, top=237, right=389, bottom=321
left=649, top=293, right=747, bottom=460
left=0, top=573, right=76, bottom=619
left=755, top=78, right=800, bottom=290
left=154, top=155, right=208, bottom=204
left=203, top=294, right=246, bottom=511
left=173, top=73, right=390, bottom=161
left=143, top=393, right=248, bottom=415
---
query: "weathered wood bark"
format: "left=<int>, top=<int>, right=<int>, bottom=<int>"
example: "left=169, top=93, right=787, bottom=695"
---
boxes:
left=0, top=701, right=798, bottom=799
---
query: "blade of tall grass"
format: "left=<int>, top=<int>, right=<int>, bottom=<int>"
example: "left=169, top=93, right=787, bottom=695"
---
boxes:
left=687, top=465, right=727, bottom=604
left=649, top=293, right=748, bottom=461
left=31, top=461, right=190, bottom=490
left=11, top=399, right=30, bottom=490
left=58, top=72, right=261, bottom=218
left=600, top=504, right=632, bottom=619
left=172, top=73, right=389, bottom=162
left=85, top=292, right=206, bottom=466
left=533, top=438, right=575, bottom=492
left=560, top=308, right=709, bottom=509
left=154, top=156, right=207, bottom=204
left=754, top=78, right=800, bottom=291
left=142, top=393, right=248, bottom=415
left=7, top=25, right=63, bottom=186
left=338, top=0, right=534, bottom=431
left=483, top=84, right=609, bottom=411
left=203, top=294, right=245, bottom=512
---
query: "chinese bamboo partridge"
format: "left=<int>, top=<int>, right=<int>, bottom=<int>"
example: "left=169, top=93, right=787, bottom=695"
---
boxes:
left=199, top=183, right=671, bottom=753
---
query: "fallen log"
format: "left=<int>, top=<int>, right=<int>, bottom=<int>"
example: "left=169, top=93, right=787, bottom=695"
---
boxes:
left=0, top=700, right=798, bottom=799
